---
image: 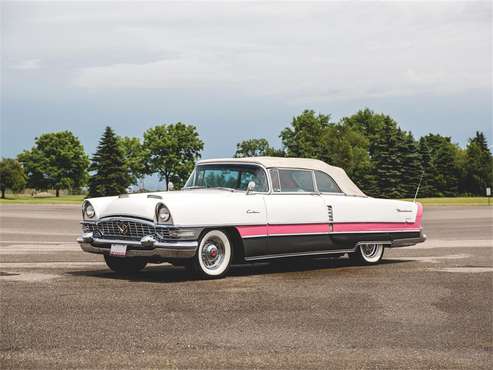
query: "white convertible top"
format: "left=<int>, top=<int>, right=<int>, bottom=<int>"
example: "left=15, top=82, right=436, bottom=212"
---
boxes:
left=198, top=157, right=367, bottom=197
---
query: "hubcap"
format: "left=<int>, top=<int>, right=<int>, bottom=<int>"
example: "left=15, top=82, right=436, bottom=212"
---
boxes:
left=201, top=237, right=225, bottom=270
left=362, top=243, right=380, bottom=258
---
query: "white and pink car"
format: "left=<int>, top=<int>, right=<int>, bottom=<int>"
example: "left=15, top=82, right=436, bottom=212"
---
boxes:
left=78, top=157, right=426, bottom=278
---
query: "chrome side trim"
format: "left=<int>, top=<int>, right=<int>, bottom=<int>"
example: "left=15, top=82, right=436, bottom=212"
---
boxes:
left=245, top=248, right=356, bottom=261
left=330, top=229, right=421, bottom=234
left=242, top=232, right=330, bottom=239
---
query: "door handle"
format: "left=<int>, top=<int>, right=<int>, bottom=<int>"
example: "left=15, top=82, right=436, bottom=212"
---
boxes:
left=246, top=209, right=260, bottom=214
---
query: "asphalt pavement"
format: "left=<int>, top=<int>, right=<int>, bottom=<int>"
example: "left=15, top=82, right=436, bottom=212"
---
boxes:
left=0, top=204, right=492, bottom=369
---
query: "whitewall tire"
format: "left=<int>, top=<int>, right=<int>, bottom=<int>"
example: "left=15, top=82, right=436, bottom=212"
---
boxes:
left=350, top=243, right=385, bottom=265
left=194, top=230, right=232, bottom=278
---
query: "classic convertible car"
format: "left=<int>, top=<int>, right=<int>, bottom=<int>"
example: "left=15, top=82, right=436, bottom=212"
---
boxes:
left=78, top=157, right=426, bottom=278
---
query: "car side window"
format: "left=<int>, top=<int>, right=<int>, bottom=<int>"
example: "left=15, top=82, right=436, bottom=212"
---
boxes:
left=270, top=169, right=281, bottom=192
left=315, top=171, right=342, bottom=193
left=278, top=169, right=315, bottom=193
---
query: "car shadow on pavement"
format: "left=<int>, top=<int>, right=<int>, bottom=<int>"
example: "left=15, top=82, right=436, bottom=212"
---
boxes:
left=66, top=257, right=410, bottom=284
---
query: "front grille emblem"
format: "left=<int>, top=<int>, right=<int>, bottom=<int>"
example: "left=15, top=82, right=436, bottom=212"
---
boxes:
left=117, top=222, right=129, bottom=235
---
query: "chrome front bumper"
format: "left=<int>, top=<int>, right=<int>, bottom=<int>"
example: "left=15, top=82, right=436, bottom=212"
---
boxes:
left=77, top=233, right=197, bottom=259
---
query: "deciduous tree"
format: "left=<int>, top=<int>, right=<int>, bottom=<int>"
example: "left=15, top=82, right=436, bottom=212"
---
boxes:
left=17, top=131, right=89, bottom=196
left=0, top=158, right=27, bottom=198
left=120, top=136, right=146, bottom=187
left=234, top=138, right=284, bottom=158
left=143, top=123, right=204, bottom=189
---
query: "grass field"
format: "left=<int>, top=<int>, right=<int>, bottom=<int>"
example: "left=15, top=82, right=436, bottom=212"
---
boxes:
left=0, top=194, right=491, bottom=206
left=0, top=194, right=85, bottom=204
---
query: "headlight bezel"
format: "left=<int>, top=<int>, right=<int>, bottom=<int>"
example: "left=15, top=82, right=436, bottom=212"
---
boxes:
left=82, top=201, right=96, bottom=220
left=156, top=203, right=172, bottom=224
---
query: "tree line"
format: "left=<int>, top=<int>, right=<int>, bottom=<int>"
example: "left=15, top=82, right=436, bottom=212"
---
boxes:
left=0, top=108, right=491, bottom=199
left=235, top=109, right=492, bottom=198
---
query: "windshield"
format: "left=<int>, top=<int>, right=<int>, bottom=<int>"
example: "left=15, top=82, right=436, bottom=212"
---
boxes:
left=184, top=164, right=269, bottom=192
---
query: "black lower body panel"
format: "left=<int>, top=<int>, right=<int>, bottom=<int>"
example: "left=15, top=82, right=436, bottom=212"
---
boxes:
left=243, top=231, right=422, bottom=259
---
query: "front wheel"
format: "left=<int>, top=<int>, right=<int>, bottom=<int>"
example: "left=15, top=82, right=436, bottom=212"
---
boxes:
left=104, top=255, right=147, bottom=274
left=349, top=243, right=385, bottom=265
left=192, top=229, right=233, bottom=279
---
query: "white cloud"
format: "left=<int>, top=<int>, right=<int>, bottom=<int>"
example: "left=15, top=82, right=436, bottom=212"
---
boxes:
left=3, top=1, right=492, bottom=101
left=10, top=59, right=41, bottom=70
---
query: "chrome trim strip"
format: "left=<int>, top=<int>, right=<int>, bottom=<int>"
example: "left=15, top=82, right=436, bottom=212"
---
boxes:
left=242, top=232, right=330, bottom=239
left=245, top=248, right=356, bottom=261
left=355, top=241, right=392, bottom=246
left=330, top=229, right=421, bottom=234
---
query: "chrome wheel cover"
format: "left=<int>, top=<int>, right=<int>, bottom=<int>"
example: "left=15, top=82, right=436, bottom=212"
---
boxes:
left=197, top=230, right=231, bottom=276
left=200, top=237, right=225, bottom=270
left=359, top=243, right=384, bottom=263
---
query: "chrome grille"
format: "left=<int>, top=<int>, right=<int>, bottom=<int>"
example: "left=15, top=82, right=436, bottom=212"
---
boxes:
left=82, top=219, right=171, bottom=241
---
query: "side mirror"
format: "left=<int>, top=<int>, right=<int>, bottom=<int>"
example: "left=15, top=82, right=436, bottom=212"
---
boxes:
left=246, top=181, right=256, bottom=194
left=168, top=182, right=174, bottom=191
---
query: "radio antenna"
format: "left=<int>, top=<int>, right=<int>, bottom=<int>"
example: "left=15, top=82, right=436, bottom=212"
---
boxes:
left=413, top=171, right=425, bottom=203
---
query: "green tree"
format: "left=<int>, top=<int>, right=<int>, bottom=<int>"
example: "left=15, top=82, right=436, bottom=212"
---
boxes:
left=371, top=120, right=404, bottom=198
left=17, top=131, right=89, bottom=196
left=463, top=131, right=493, bottom=195
left=0, top=158, right=27, bottom=198
left=399, top=132, right=423, bottom=198
left=234, top=138, right=284, bottom=158
left=420, top=134, right=462, bottom=196
left=319, top=123, right=372, bottom=190
left=88, top=127, right=131, bottom=197
left=143, top=123, right=204, bottom=189
left=280, top=110, right=332, bottom=159
left=120, top=136, right=146, bottom=187
left=417, top=139, right=435, bottom=197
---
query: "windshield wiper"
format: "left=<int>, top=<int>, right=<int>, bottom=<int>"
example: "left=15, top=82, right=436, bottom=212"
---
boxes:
left=183, top=186, right=236, bottom=192
left=209, top=187, right=236, bottom=192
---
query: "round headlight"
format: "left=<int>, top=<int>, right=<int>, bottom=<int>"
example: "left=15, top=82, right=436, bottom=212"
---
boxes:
left=85, top=203, right=95, bottom=219
left=157, top=205, right=171, bottom=223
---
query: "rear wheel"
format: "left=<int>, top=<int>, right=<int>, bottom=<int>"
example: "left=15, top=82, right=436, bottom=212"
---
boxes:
left=350, top=243, right=385, bottom=265
left=104, top=255, right=147, bottom=274
left=192, top=229, right=233, bottom=279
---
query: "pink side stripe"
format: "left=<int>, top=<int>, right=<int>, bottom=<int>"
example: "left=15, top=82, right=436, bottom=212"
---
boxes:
left=268, top=224, right=330, bottom=235
left=236, top=203, right=424, bottom=237
left=236, top=225, right=268, bottom=237
left=236, top=224, right=329, bottom=237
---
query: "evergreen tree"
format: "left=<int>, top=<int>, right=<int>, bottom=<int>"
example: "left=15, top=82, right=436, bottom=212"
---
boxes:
left=371, top=120, right=403, bottom=198
left=463, top=131, right=493, bottom=195
left=88, top=127, right=131, bottom=197
left=420, top=134, right=462, bottom=196
left=399, top=132, right=423, bottom=198
left=418, top=139, right=435, bottom=197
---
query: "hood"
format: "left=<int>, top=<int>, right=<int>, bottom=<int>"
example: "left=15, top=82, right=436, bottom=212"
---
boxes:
left=86, top=189, right=247, bottom=223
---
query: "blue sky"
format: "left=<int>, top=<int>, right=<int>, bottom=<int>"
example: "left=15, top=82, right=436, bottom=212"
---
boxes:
left=1, top=1, right=492, bottom=162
